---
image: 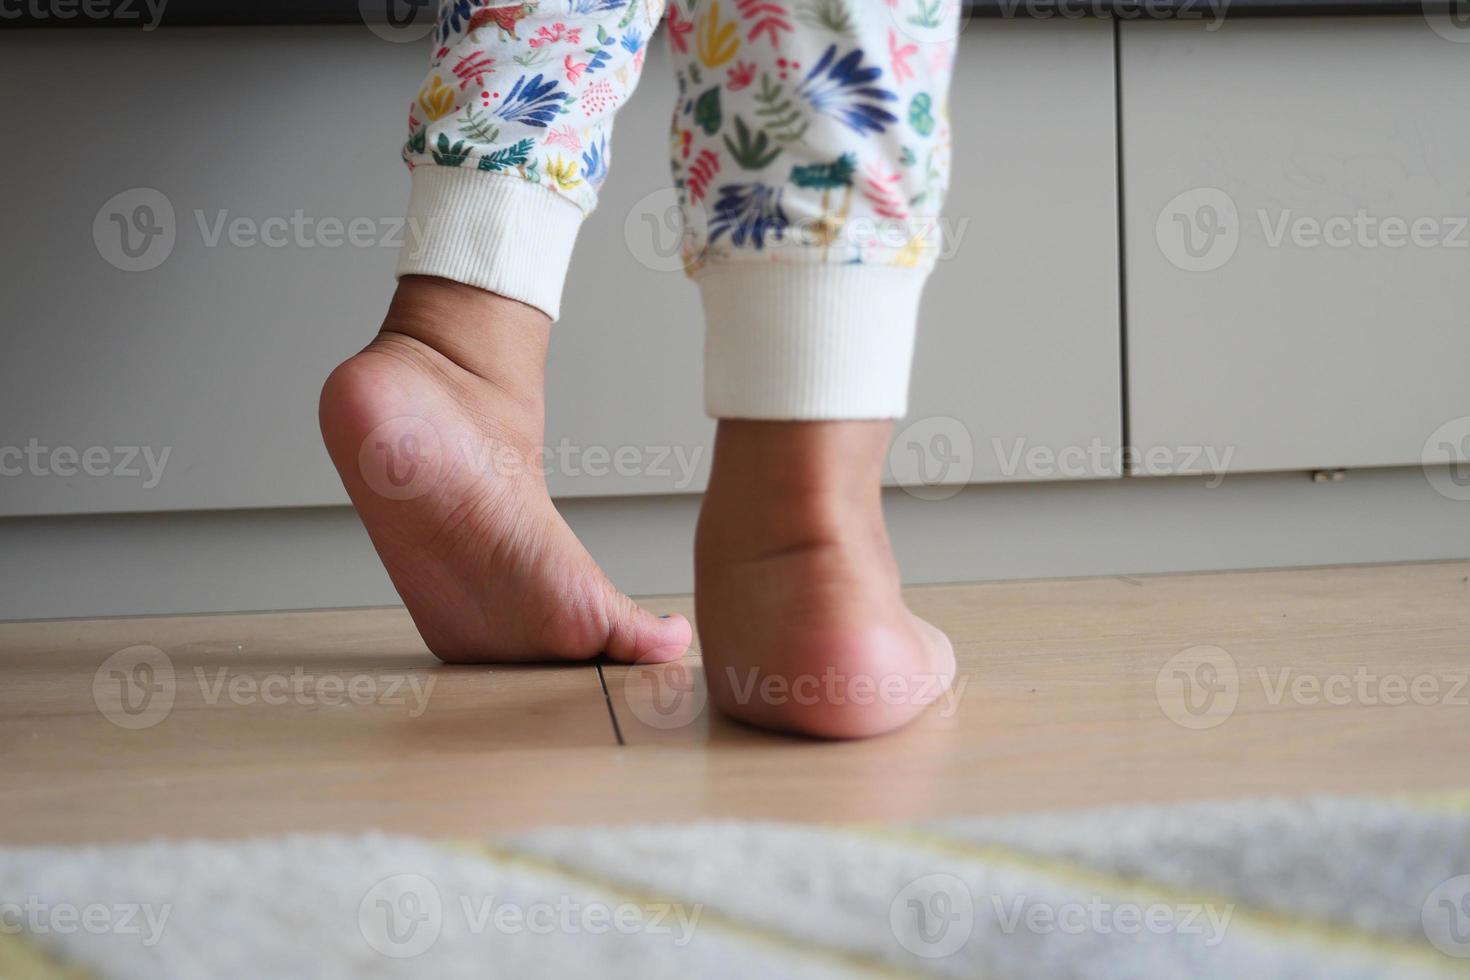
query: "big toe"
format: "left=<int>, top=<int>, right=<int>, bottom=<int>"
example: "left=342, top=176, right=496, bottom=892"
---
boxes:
left=602, top=591, right=693, bottom=665
left=910, top=614, right=957, bottom=702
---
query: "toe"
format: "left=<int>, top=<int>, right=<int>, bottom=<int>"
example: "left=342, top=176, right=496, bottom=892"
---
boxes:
left=910, top=614, right=958, bottom=702
left=602, top=593, right=693, bottom=665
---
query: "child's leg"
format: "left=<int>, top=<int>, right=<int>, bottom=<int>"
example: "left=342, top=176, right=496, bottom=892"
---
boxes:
left=321, top=1, right=691, bottom=663
left=668, top=1, right=961, bottom=736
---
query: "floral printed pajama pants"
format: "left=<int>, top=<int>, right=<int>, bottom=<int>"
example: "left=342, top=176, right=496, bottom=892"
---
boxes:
left=399, top=0, right=960, bottom=419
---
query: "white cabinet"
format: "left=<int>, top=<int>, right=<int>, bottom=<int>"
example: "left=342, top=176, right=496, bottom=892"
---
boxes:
left=0, top=20, right=1120, bottom=518
left=1121, top=18, right=1470, bottom=476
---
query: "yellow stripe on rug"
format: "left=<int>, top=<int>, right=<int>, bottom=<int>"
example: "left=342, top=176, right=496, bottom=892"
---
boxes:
left=1401, top=790, right=1470, bottom=815
left=853, top=825, right=1452, bottom=976
left=0, top=930, right=91, bottom=980
left=447, top=838, right=921, bottom=980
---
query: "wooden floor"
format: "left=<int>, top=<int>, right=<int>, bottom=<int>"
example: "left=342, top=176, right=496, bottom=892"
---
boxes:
left=1, top=561, right=1467, bottom=846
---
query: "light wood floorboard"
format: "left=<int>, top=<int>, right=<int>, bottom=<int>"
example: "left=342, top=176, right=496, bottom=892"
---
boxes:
left=2, top=562, right=1466, bottom=845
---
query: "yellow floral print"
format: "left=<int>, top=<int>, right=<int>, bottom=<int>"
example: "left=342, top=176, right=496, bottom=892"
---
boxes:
left=417, top=75, right=456, bottom=122
left=696, top=1, right=739, bottom=69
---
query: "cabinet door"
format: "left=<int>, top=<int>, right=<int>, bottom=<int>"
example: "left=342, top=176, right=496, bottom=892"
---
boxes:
left=1121, top=19, right=1470, bottom=476
left=897, top=18, right=1122, bottom=490
left=0, top=20, right=1120, bottom=519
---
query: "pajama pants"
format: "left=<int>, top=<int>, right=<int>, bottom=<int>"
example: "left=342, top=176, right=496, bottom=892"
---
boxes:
left=398, top=0, right=959, bottom=419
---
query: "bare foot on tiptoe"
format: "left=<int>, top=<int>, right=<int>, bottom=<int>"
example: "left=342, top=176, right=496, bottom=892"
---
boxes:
left=694, top=421, right=957, bottom=739
left=319, top=276, right=691, bottom=664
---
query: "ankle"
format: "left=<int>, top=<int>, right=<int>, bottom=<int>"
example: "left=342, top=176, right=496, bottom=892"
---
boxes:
left=377, top=275, right=550, bottom=414
left=700, top=419, right=893, bottom=549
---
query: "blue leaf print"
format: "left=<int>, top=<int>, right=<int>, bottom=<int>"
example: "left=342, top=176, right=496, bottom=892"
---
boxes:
left=585, top=47, right=612, bottom=75
left=797, top=45, right=899, bottom=137
left=620, top=30, right=644, bottom=54
left=581, top=134, right=610, bottom=188
left=708, top=184, right=789, bottom=250
left=568, top=0, right=630, bottom=13
left=437, top=0, right=474, bottom=43
left=494, top=74, right=568, bottom=128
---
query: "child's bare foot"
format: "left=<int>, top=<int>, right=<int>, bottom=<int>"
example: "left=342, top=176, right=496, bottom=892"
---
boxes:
left=319, top=276, right=691, bottom=664
left=694, top=421, right=956, bottom=739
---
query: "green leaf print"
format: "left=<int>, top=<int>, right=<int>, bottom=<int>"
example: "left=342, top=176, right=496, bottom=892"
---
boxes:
left=908, top=92, right=935, bottom=137
left=477, top=137, right=535, bottom=172
left=790, top=153, right=857, bottom=190
left=796, top=0, right=857, bottom=35
left=694, top=87, right=723, bottom=136
left=722, top=116, right=783, bottom=171
left=432, top=132, right=472, bottom=167
left=754, top=74, right=809, bottom=144
left=908, top=0, right=945, bottom=28
left=405, top=126, right=427, bottom=156
left=459, top=107, right=500, bottom=144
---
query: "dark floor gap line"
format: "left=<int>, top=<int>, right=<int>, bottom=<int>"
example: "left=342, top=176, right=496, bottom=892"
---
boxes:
left=595, top=662, right=626, bottom=747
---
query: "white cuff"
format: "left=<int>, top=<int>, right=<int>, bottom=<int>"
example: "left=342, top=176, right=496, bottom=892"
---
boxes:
left=396, top=167, right=584, bottom=321
left=698, top=263, right=929, bottom=420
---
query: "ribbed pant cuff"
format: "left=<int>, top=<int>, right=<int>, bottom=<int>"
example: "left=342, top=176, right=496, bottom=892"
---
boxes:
left=396, top=167, right=584, bottom=321
left=698, top=263, right=929, bottom=420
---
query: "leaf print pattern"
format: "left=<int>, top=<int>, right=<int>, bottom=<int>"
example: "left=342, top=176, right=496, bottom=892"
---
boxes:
left=708, top=182, right=789, bottom=248
left=669, top=0, right=956, bottom=272
left=796, top=45, right=898, bottom=136
left=494, top=73, right=570, bottom=127
left=405, top=0, right=670, bottom=211
left=403, top=0, right=955, bottom=273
